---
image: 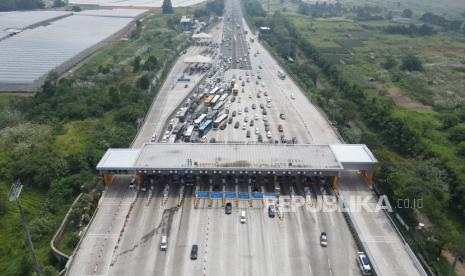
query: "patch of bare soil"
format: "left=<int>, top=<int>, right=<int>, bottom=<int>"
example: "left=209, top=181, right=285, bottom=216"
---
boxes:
left=378, top=83, right=432, bottom=110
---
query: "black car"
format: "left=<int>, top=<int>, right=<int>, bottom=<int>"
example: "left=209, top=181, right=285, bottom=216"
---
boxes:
left=268, top=205, right=276, bottom=217
left=262, top=109, right=267, bottom=115
left=228, top=117, right=233, bottom=124
left=246, top=130, right=251, bottom=138
left=258, top=134, right=263, bottom=143
left=190, top=244, right=198, bottom=260
left=225, top=202, right=232, bottom=214
left=220, top=123, right=227, bottom=130
left=234, top=121, right=240, bottom=128
left=209, top=138, right=216, bottom=143
left=232, top=111, right=237, bottom=117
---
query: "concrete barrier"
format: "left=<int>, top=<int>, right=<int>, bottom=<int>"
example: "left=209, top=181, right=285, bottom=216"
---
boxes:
left=50, top=193, right=83, bottom=264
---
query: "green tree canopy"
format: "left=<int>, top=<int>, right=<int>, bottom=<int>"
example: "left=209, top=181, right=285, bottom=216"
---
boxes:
left=162, top=0, right=173, bottom=14
left=401, top=54, right=423, bottom=71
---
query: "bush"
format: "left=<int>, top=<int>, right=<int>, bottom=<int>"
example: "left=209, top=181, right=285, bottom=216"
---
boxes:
left=401, top=54, right=423, bottom=71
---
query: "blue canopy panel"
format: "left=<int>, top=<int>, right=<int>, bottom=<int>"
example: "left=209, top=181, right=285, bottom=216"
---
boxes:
left=225, top=192, right=236, bottom=199
left=252, top=192, right=263, bottom=199
left=264, top=193, right=278, bottom=200
left=211, top=192, right=222, bottom=199
left=238, top=193, right=250, bottom=200
left=196, top=191, right=209, bottom=198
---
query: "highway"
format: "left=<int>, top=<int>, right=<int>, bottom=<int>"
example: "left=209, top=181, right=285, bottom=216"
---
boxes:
left=67, top=0, right=424, bottom=274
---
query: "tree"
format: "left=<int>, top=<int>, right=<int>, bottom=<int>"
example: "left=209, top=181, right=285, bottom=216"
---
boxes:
left=383, top=56, right=397, bottom=69
left=402, top=9, right=413, bottom=18
left=448, top=124, right=465, bottom=143
left=137, top=74, right=151, bottom=90
left=144, top=55, right=158, bottom=71
left=53, top=0, right=66, bottom=8
left=401, top=54, right=423, bottom=71
left=133, top=56, right=141, bottom=72
left=162, top=0, right=173, bottom=14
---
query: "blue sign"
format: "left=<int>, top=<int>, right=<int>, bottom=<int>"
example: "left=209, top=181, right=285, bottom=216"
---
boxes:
left=225, top=192, right=236, bottom=199
left=252, top=192, right=263, bottom=199
left=264, top=193, right=278, bottom=200
left=238, top=193, right=250, bottom=200
left=211, top=192, right=222, bottom=199
left=196, top=191, right=209, bottom=198
left=177, top=77, right=191, bottom=82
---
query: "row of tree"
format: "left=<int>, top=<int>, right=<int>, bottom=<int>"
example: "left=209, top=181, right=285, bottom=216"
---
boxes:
left=0, top=0, right=43, bottom=11
left=383, top=23, right=436, bottom=36
left=420, top=12, right=463, bottom=32
left=297, top=1, right=343, bottom=17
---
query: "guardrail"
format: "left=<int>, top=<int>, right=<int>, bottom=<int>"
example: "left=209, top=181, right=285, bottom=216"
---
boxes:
left=371, top=185, right=430, bottom=276
left=51, top=193, right=83, bottom=266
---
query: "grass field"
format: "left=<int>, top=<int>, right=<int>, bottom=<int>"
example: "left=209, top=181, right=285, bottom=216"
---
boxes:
left=289, top=14, right=465, bottom=108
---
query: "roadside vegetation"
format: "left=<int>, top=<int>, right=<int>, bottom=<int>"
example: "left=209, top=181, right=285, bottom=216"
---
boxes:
left=0, top=10, right=186, bottom=275
left=243, top=0, right=465, bottom=273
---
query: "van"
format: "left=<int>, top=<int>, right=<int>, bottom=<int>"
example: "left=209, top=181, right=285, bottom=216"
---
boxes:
left=274, top=182, right=281, bottom=193
left=160, top=235, right=167, bottom=251
left=240, top=211, right=246, bottom=224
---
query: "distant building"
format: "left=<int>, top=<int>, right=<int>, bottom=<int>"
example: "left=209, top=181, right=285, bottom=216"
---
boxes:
left=180, top=15, right=193, bottom=32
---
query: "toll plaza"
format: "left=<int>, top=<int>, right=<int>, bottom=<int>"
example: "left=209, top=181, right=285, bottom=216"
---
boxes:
left=95, top=143, right=376, bottom=215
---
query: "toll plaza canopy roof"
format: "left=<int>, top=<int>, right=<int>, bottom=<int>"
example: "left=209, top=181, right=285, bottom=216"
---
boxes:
left=96, top=143, right=377, bottom=175
left=192, top=32, right=212, bottom=39
left=184, top=55, right=212, bottom=64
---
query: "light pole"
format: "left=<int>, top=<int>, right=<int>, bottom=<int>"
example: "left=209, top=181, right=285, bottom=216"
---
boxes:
left=8, top=180, right=42, bottom=276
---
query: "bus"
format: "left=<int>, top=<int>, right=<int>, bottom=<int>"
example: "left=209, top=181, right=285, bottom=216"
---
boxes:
left=209, top=86, right=221, bottom=95
left=213, top=100, right=225, bottom=111
left=219, top=93, right=228, bottom=102
left=232, top=83, right=239, bottom=95
left=213, top=114, right=228, bottom=129
left=178, top=107, right=187, bottom=122
left=210, top=94, right=220, bottom=106
left=194, top=114, right=207, bottom=129
left=183, top=125, right=194, bottom=142
left=278, top=70, right=286, bottom=80
left=198, top=119, right=212, bottom=136
left=194, top=93, right=205, bottom=103
left=204, top=95, right=214, bottom=106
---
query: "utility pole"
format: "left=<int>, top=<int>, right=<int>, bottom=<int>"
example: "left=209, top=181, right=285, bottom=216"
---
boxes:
left=8, top=180, right=42, bottom=276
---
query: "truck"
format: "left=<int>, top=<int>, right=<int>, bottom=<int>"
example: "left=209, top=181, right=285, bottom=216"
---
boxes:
left=232, top=83, right=239, bottom=96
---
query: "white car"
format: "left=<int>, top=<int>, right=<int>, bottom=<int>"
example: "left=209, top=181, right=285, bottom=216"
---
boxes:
left=242, top=123, right=247, bottom=130
left=255, top=127, right=260, bottom=134
left=267, top=103, right=271, bottom=108
left=267, top=131, right=272, bottom=138
left=162, top=135, right=169, bottom=143
left=357, top=252, right=372, bottom=275
left=263, top=115, right=267, bottom=121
